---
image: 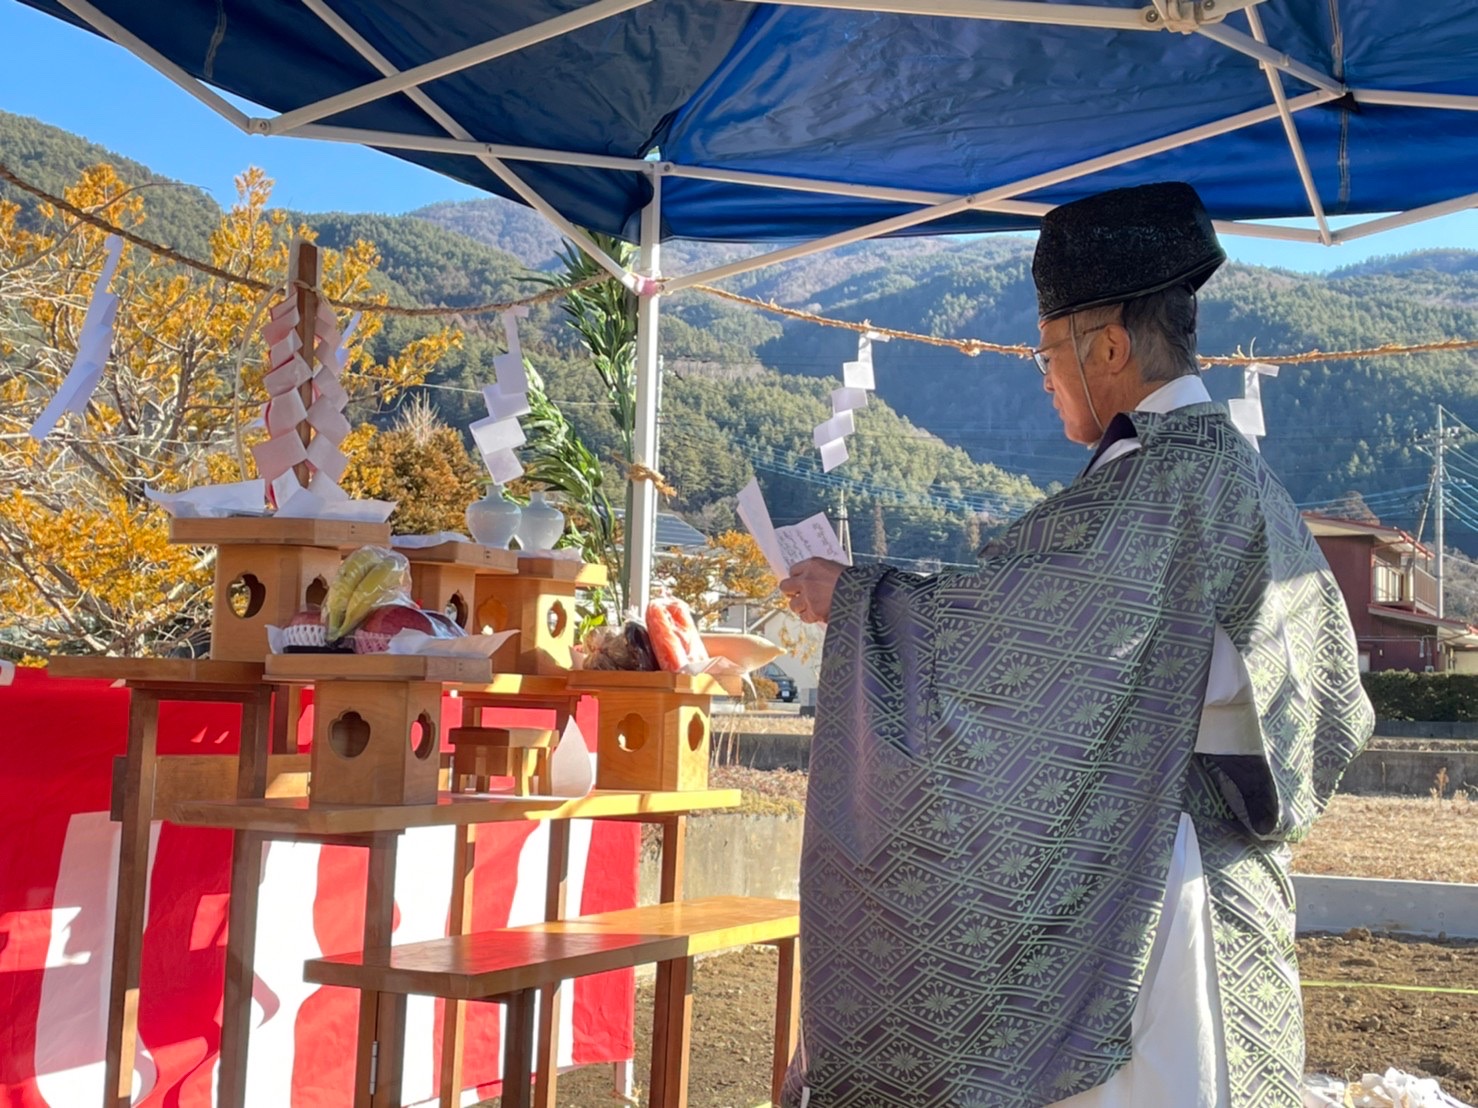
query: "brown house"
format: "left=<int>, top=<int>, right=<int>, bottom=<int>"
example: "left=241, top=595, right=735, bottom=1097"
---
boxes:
left=1303, top=513, right=1478, bottom=673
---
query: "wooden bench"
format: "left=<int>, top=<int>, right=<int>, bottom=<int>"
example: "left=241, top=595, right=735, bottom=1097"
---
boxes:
left=304, top=895, right=801, bottom=1108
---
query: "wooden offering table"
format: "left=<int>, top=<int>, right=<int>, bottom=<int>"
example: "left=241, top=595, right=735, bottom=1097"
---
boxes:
left=175, top=780, right=742, bottom=1108
left=176, top=653, right=744, bottom=1108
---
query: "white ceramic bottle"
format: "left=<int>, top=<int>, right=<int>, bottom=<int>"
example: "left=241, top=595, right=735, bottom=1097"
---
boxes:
left=465, top=485, right=522, bottom=549
left=519, top=490, right=566, bottom=551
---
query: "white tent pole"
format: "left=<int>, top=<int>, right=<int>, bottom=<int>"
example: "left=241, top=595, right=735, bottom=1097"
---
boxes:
left=54, top=0, right=252, bottom=130
left=263, top=0, right=653, bottom=135
left=734, top=0, right=1266, bottom=32
left=1243, top=6, right=1332, bottom=245
left=628, top=174, right=663, bottom=609
left=1352, top=89, right=1478, bottom=112
left=291, top=122, right=652, bottom=172
left=663, top=88, right=1337, bottom=292
left=1195, top=22, right=1345, bottom=95
left=658, top=163, right=1328, bottom=241
left=1333, top=190, right=1478, bottom=243
left=297, top=0, right=637, bottom=286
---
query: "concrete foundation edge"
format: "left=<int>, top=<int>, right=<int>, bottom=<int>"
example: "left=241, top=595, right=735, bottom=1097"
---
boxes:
left=639, top=813, right=1478, bottom=940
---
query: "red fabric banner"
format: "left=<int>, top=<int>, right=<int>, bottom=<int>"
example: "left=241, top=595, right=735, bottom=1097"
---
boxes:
left=0, top=668, right=636, bottom=1106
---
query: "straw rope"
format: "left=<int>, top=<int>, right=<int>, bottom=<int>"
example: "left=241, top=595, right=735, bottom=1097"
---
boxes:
left=693, top=283, right=1036, bottom=357
left=0, top=161, right=601, bottom=316
left=9, top=160, right=1478, bottom=365
left=696, top=283, right=1478, bottom=368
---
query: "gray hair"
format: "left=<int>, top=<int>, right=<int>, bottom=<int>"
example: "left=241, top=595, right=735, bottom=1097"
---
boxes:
left=1075, top=285, right=1201, bottom=384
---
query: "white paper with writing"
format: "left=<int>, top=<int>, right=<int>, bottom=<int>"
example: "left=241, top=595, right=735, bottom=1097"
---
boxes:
left=736, top=478, right=851, bottom=579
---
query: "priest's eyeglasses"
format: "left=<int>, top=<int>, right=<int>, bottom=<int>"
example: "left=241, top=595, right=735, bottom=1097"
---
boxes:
left=1031, top=322, right=1112, bottom=375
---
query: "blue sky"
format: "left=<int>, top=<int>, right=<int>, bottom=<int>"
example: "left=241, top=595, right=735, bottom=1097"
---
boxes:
left=2, top=1, right=1475, bottom=272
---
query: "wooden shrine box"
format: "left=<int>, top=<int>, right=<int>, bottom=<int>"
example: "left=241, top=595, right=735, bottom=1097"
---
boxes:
left=473, top=558, right=608, bottom=674
left=447, top=726, right=556, bottom=796
left=404, top=540, right=518, bottom=632
left=266, top=654, right=493, bottom=806
left=568, top=671, right=739, bottom=792
left=172, top=517, right=390, bottom=662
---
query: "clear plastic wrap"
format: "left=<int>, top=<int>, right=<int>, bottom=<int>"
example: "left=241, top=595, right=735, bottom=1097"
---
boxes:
left=353, top=604, right=466, bottom=654
left=645, top=593, right=709, bottom=672
left=582, top=614, right=660, bottom=672
left=321, top=545, right=412, bottom=642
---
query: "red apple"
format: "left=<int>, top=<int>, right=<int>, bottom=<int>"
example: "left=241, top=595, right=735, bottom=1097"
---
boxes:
left=353, top=604, right=467, bottom=652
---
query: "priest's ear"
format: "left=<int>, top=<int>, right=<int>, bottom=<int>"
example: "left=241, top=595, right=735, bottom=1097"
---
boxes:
left=1095, top=322, right=1135, bottom=378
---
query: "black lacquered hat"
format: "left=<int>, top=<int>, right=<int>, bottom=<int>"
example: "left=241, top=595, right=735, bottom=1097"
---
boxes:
left=1032, top=182, right=1227, bottom=322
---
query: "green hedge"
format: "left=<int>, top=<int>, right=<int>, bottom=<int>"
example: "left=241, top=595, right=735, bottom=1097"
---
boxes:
left=1360, top=671, right=1478, bottom=721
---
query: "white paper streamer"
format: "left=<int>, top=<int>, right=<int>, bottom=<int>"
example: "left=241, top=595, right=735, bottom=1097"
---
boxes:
left=1229, top=362, right=1279, bottom=451
left=262, top=305, right=299, bottom=345
left=253, top=433, right=308, bottom=485
left=263, top=354, right=313, bottom=395
left=265, top=390, right=307, bottom=436
left=813, top=332, right=886, bottom=470
left=30, top=235, right=124, bottom=440
left=269, top=331, right=302, bottom=369
left=306, top=397, right=351, bottom=444
left=468, top=308, right=531, bottom=485
left=500, top=308, right=527, bottom=367
left=841, top=359, right=874, bottom=391
left=483, top=385, right=532, bottom=421
left=812, top=410, right=855, bottom=448
left=492, top=350, right=529, bottom=397
left=312, top=372, right=348, bottom=414
left=482, top=448, right=524, bottom=485
left=470, top=415, right=526, bottom=455
left=305, top=434, right=349, bottom=482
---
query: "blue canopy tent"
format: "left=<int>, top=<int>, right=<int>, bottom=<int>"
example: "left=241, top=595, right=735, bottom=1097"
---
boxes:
left=19, top=0, right=1478, bottom=602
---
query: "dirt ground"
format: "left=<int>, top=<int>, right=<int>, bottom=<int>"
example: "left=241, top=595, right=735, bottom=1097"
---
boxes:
left=490, top=934, right=1478, bottom=1107
left=484, top=785, right=1478, bottom=1106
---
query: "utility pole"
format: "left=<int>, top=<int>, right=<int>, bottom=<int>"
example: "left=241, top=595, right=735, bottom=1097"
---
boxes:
left=835, top=491, right=853, bottom=561
left=1437, top=406, right=1448, bottom=619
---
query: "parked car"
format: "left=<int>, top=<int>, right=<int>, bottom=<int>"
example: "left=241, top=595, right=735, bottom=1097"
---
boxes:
left=760, top=663, right=797, bottom=703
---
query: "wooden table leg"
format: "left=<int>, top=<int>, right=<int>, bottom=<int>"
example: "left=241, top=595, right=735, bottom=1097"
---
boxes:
left=772, top=938, right=801, bottom=1105
left=102, top=690, right=160, bottom=1108
left=649, top=955, right=694, bottom=1108
left=437, top=822, right=476, bottom=1108
left=355, top=832, right=406, bottom=1108
left=647, top=816, right=687, bottom=1108
left=217, top=690, right=273, bottom=1108
left=532, top=820, right=571, bottom=1108
left=502, top=989, right=538, bottom=1108
left=269, top=684, right=303, bottom=754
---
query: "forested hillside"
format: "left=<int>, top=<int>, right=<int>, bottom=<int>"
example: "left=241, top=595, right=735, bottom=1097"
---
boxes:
left=10, top=108, right=1478, bottom=560
left=411, top=194, right=1478, bottom=546
left=1, top=111, right=1036, bottom=565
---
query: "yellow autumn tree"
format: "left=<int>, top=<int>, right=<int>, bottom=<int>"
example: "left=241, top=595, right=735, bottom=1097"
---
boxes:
left=666, top=530, right=783, bottom=627
left=341, top=396, right=485, bottom=536
left=0, top=164, right=460, bottom=658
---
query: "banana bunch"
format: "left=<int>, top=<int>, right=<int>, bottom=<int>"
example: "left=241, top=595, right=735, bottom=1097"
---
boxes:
left=323, top=546, right=410, bottom=641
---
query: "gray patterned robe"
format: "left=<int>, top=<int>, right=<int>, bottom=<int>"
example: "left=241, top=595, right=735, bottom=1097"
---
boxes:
left=783, top=403, right=1373, bottom=1108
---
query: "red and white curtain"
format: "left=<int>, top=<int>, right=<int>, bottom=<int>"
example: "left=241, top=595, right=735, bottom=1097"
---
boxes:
left=0, top=669, right=637, bottom=1106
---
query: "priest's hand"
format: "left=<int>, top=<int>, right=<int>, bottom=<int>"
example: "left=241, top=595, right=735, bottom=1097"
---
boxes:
left=780, top=558, right=847, bottom=625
